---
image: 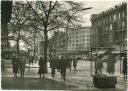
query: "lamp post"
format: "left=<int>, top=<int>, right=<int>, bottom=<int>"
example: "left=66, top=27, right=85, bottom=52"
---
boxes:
left=65, top=7, right=92, bottom=52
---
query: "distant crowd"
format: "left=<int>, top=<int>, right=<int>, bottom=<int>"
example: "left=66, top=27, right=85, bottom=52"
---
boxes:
left=2, top=54, right=79, bottom=81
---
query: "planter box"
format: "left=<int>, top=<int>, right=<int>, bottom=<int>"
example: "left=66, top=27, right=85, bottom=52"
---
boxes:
left=92, top=75, right=117, bottom=88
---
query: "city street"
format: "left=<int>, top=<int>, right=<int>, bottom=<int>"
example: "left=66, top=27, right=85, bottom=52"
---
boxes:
left=1, top=60, right=127, bottom=91
left=1, top=1, right=127, bottom=91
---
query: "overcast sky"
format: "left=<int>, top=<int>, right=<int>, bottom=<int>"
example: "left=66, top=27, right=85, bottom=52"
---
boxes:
left=81, top=0, right=126, bottom=26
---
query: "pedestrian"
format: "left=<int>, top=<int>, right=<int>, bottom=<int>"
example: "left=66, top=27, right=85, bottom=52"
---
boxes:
left=50, top=56, right=56, bottom=78
left=94, top=55, right=99, bottom=74
left=56, top=56, right=61, bottom=72
left=1, top=58, right=5, bottom=71
left=38, top=57, right=47, bottom=78
left=68, top=56, right=72, bottom=70
left=73, top=56, right=78, bottom=71
left=12, top=55, right=19, bottom=78
left=59, top=55, right=68, bottom=81
left=19, top=54, right=26, bottom=78
left=122, top=55, right=127, bottom=78
left=107, top=54, right=116, bottom=75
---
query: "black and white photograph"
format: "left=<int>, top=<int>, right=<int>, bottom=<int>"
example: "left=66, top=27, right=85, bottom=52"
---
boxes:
left=1, top=0, right=127, bottom=90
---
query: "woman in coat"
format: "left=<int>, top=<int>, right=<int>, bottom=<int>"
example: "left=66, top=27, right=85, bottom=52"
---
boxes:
left=38, top=57, right=47, bottom=78
left=107, top=54, right=116, bottom=75
left=12, top=55, right=19, bottom=78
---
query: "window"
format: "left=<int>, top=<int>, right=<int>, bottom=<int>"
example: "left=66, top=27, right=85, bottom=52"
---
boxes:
left=110, top=24, right=112, bottom=30
left=76, top=36, right=78, bottom=38
left=109, top=16, right=111, bottom=21
left=87, top=35, right=89, bottom=37
left=76, top=32, right=78, bottom=34
left=82, top=39, right=85, bottom=41
left=114, top=14, right=116, bottom=20
left=123, top=21, right=125, bottom=27
left=111, top=15, right=113, bottom=21
left=76, top=40, right=78, bottom=42
left=82, top=43, right=85, bottom=46
left=82, top=31, right=85, bottom=33
left=106, top=27, right=108, bottom=31
left=87, top=39, right=89, bottom=41
left=122, top=11, right=125, bottom=17
left=118, top=12, right=120, bottom=19
left=76, top=44, right=78, bottom=46
left=73, top=44, right=74, bottom=46
left=87, top=43, right=89, bottom=45
left=82, top=35, right=85, bottom=37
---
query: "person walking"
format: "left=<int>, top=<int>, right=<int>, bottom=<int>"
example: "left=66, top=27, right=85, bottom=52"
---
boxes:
left=18, top=54, right=26, bottom=78
left=122, top=55, right=127, bottom=78
left=50, top=56, right=56, bottom=78
left=59, top=55, right=68, bottom=81
left=107, top=54, right=116, bottom=75
left=73, top=56, right=78, bottom=71
left=1, top=58, right=5, bottom=71
left=68, top=56, right=72, bottom=70
left=38, top=57, right=47, bottom=78
left=12, top=55, right=19, bottom=78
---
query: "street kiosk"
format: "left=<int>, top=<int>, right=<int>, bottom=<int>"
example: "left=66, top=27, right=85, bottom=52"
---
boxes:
left=90, top=49, right=118, bottom=88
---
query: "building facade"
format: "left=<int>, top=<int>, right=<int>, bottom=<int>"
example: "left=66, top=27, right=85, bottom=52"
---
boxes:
left=91, top=2, right=127, bottom=51
left=67, top=26, right=90, bottom=56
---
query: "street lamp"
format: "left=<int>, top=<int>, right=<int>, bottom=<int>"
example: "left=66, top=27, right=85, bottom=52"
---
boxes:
left=66, top=7, right=93, bottom=29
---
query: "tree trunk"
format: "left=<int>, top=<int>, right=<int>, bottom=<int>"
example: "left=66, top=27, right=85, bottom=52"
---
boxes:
left=17, top=28, right=20, bottom=56
left=44, top=28, right=48, bottom=70
left=33, top=29, right=36, bottom=63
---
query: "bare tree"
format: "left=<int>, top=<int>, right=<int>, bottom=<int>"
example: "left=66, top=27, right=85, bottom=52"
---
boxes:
left=26, top=1, right=85, bottom=64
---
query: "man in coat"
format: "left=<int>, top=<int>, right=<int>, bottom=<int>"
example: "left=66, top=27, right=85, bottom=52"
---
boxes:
left=38, top=57, right=47, bottom=78
left=18, top=54, right=26, bottom=78
left=12, top=55, right=19, bottom=78
left=59, top=55, right=68, bottom=81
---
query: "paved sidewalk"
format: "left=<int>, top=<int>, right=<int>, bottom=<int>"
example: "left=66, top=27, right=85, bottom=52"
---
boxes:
left=1, top=61, right=127, bottom=91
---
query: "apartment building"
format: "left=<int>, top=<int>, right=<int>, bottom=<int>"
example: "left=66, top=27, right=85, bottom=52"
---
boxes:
left=67, top=26, right=90, bottom=55
left=91, top=2, right=127, bottom=51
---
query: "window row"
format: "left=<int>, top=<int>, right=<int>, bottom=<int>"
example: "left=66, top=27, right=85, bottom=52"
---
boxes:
left=69, top=43, right=90, bottom=46
left=69, top=39, right=89, bottom=42
left=68, top=47, right=89, bottom=51
left=97, top=11, right=125, bottom=25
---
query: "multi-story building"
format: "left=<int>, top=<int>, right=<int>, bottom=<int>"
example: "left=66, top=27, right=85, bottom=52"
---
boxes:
left=91, top=2, right=127, bottom=51
left=67, top=26, right=90, bottom=56
left=48, top=31, right=66, bottom=57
